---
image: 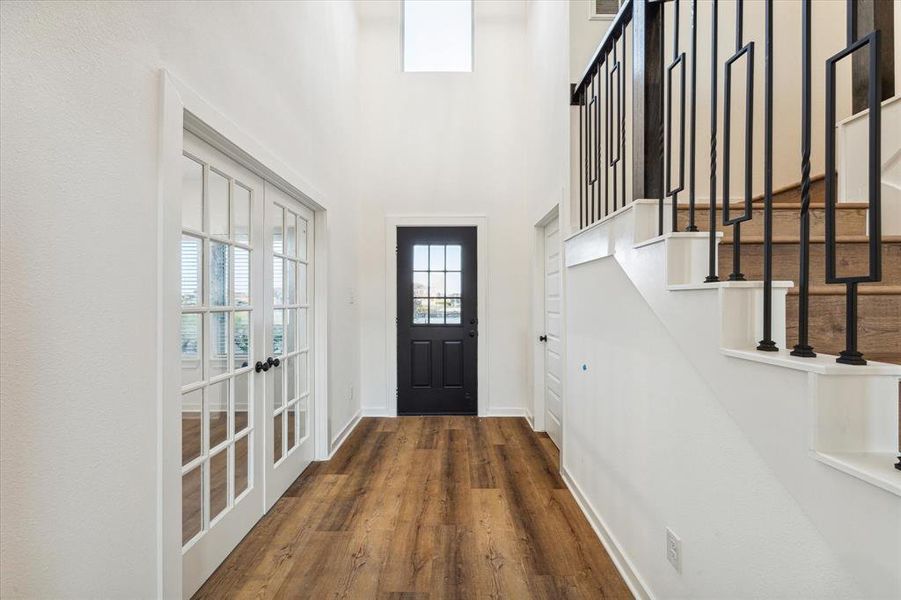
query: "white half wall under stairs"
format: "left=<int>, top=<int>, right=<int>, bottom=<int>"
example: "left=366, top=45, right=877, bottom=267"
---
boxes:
left=562, top=199, right=901, bottom=599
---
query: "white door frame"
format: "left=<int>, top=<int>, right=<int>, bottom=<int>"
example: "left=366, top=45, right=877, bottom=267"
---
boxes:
left=384, top=216, right=489, bottom=417
left=157, top=70, right=329, bottom=598
left=531, top=204, right=561, bottom=435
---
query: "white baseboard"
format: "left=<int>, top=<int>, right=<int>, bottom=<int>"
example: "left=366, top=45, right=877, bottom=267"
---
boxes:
left=328, top=409, right=362, bottom=458
left=358, top=407, right=531, bottom=419
left=561, top=467, right=653, bottom=600
left=484, top=407, right=530, bottom=418
left=361, top=407, right=392, bottom=417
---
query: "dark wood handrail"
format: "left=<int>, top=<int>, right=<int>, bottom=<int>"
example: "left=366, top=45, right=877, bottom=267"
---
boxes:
left=571, top=0, right=634, bottom=104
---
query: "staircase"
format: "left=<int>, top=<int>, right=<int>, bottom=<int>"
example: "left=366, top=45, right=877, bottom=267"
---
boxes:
left=678, top=176, right=901, bottom=364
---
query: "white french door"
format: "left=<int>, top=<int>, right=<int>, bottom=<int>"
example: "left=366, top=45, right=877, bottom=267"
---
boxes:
left=179, top=132, right=265, bottom=597
left=177, top=132, right=316, bottom=597
left=263, top=185, right=315, bottom=508
left=543, top=216, right=563, bottom=449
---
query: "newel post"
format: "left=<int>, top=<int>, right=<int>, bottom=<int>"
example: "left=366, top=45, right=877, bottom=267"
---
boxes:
left=632, top=0, right=665, bottom=232
left=851, top=0, right=895, bottom=114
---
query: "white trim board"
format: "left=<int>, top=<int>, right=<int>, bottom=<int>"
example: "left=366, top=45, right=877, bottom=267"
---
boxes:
left=484, top=407, right=531, bottom=418
left=531, top=204, right=562, bottom=437
left=561, top=467, right=654, bottom=600
left=362, top=407, right=395, bottom=418
left=156, top=70, right=331, bottom=599
left=329, top=409, right=362, bottom=459
left=384, top=216, right=489, bottom=417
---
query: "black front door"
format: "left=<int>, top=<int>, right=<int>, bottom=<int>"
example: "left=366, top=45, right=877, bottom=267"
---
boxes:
left=397, top=226, right=477, bottom=415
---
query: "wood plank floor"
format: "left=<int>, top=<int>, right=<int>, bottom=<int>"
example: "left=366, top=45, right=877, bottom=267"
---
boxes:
left=193, top=416, right=632, bottom=599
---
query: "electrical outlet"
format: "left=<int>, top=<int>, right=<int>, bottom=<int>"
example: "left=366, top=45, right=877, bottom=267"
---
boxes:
left=666, top=528, right=682, bottom=573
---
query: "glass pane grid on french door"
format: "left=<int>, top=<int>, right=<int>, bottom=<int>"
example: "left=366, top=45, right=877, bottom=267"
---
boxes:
left=180, top=152, right=256, bottom=550
left=270, top=204, right=311, bottom=466
left=412, top=244, right=462, bottom=325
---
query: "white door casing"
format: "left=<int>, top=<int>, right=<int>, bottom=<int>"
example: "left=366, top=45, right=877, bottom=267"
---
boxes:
left=160, top=71, right=330, bottom=600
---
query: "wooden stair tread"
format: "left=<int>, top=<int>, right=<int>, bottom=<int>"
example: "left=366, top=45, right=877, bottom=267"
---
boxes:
left=787, top=285, right=901, bottom=296
left=720, top=235, right=901, bottom=244
left=678, top=202, right=869, bottom=210
left=794, top=351, right=901, bottom=365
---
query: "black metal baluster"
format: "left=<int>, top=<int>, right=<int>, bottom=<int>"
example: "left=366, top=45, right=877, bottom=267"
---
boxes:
left=605, top=55, right=611, bottom=218
left=666, top=0, right=686, bottom=233
left=585, top=83, right=592, bottom=229
left=824, top=2, right=882, bottom=365
left=705, top=0, right=719, bottom=283
left=596, top=68, right=602, bottom=223
left=588, top=75, right=598, bottom=223
left=579, top=90, right=584, bottom=230
left=723, top=0, right=752, bottom=281
left=610, top=38, right=621, bottom=216
left=621, top=28, right=628, bottom=213
left=686, top=0, right=698, bottom=232
left=791, top=0, right=816, bottom=357
left=657, top=1, right=665, bottom=237
left=757, top=0, right=777, bottom=352
left=613, top=41, right=618, bottom=217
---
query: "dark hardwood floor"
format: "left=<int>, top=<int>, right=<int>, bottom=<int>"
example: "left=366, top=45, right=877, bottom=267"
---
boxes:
left=193, top=416, right=632, bottom=599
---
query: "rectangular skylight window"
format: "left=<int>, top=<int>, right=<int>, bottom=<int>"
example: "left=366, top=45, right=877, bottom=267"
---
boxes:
left=403, top=0, right=473, bottom=73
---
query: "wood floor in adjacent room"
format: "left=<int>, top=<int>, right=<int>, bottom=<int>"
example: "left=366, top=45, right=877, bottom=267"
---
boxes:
left=194, top=416, right=632, bottom=599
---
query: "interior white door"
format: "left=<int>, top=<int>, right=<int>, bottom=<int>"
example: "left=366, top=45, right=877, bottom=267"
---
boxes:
left=263, top=184, right=315, bottom=508
left=180, top=132, right=266, bottom=598
left=543, top=216, right=563, bottom=449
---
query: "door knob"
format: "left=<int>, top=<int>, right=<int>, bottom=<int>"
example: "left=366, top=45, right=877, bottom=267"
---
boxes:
left=255, top=360, right=270, bottom=373
left=469, top=330, right=476, bottom=338
left=267, top=356, right=281, bottom=368
left=539, top=335, right=548, bottom=342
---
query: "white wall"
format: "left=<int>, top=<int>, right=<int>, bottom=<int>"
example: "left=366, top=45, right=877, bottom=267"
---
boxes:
left=524, top=1, right=573, bottom=424
left=563, top=207, right=901, bottom=598
left=0, top=2, right=360, bottom=597
left=356, top=1, right=534, bottom=416
left=569, top=0, right=613, bottom=83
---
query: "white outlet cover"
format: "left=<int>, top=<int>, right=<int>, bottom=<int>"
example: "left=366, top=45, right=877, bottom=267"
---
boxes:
left=666, top=527, right=682, bottom=573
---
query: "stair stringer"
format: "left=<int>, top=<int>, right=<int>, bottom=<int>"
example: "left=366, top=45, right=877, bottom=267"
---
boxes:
left=563, top=200, right=901, bottom=598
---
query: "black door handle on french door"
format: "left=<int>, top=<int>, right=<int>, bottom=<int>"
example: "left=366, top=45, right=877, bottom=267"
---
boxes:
left=469, top=330, right=476, bottom=338
left=267, top=356, right=280, bottom=368
left=539, top=335, right=548, bottom=342
left=255, top=360, right=270, bottom=373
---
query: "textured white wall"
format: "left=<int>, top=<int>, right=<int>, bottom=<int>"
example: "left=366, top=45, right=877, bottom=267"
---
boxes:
left=570, top=0, right=614, bottom=83
left=524, top=1, right=572, bottom=425
left=0, top=1, right=360, bottom=597
left=356, top=1, right=534, bottom=416
left=566, top=255, right=901, bottom=599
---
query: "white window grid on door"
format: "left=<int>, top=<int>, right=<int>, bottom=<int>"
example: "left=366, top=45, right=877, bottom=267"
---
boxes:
left=270, top=202, right=312, bottom=465
left=180, top=152, right=256, bottom=551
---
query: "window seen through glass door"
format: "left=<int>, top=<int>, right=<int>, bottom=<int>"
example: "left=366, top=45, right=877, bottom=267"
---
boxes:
left=179, top=152, right=255, bottom=548
left=412, top=244, right=462, bottom=325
